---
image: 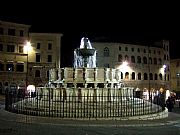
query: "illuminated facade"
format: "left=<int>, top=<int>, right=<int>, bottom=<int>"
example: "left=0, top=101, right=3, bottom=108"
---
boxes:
left=28, top=33, right=63, bottom=87
left=92, top=40, right=170, bottom=95
left=0, top=20, right=63, bottom=94
left=170, top=59, right=180, bottom=92
left=0, top=20, right=30, bottom=94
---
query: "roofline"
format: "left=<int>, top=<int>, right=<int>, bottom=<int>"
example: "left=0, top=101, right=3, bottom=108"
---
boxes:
left=0, top=20, right=31, bottom=28
left=29, top=32, right=63, bottom=37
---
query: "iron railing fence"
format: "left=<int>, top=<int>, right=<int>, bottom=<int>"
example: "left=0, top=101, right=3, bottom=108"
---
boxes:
left=5, top=91, right=164, bottom=119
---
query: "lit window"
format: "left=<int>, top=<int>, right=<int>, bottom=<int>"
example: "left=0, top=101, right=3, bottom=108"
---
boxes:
left=6, top=63, right=14, bottom=71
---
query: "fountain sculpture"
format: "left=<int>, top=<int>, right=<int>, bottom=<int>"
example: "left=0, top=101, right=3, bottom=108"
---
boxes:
left=11, top=37, right=168, bottom=120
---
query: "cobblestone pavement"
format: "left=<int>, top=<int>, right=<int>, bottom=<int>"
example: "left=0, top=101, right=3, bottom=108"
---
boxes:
left=1, top=94, right=180, bottom=135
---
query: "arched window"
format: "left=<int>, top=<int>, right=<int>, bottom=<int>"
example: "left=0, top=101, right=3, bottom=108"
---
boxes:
left=154, top=58, right=157, bottom=65
left=159, top=73, right=162, bottom=80
left=143, top=56, right=147, bottom=64
left=158, top=58, right=162, bottom=65
left=144, top=73, right=148, bottom=80
left=144, top=49, right=146, bottom=53
left=154, top=73, right=158, bottom=80
left=149, top=57, right=152, bottom=64
left=125, top=55, right=129, bottom=62
left=132, top=72, right=135, bottom=80
left=131, top=56, right=135, bottom=63
left=125, top=47, right=128, bottom=51
left=138, top=73, right=141, bottom=80
left=35, top=70, right=40, bottom=77
left=164, top=55, right=166, bottom=60
left=137, top=56, right=141, bottom=63
left=104, top=47, right=109, bottom=57
left=118, top=54, right=122, bottom=62
left=121, top=72, right=123, bottom=79
left=137, top=48, right=140, bottom=52
left=149, top=73, right=153, bottom=80
left=125, top=72, right=129, bottom=79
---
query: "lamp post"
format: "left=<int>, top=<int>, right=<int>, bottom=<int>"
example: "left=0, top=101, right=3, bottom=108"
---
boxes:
left=24, top=41, right=31, bottom=96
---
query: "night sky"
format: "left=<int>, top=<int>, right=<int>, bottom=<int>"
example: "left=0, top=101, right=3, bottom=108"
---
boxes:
left=0, top=3, right=179, bottom=67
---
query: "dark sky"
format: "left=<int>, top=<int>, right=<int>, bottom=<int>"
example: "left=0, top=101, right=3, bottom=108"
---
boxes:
left=0, top=2, right=179, bottom=67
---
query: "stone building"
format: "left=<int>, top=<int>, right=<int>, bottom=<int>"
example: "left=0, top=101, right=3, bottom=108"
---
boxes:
left=0, top=20, right=30, bottom=94
left=170, top=59, right=180, bottom=94
left=28, top=33, right=63, bottom=87
left=92, top=40, right=170, bottom=98
left=0, top=20, right=63, bottom=94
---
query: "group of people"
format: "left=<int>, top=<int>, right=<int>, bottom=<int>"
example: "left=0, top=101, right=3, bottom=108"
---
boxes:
left=166, top=96, right=175, bottom=112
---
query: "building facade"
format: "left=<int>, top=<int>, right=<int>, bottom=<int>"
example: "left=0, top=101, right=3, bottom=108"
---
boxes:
left=0, top=20, right=63, bottom=94
left=0, top=20, right=30, bottom=94
left=170, top=59, right=180, bottom=93
left=92, top=40, right=170, bottom=98
left=28, top=33, right=63, bottom=87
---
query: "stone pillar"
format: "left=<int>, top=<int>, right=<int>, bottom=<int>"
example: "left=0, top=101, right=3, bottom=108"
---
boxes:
left=94, top=68, right=97, bottom=81
left=84, top=83, right=88, bottom=88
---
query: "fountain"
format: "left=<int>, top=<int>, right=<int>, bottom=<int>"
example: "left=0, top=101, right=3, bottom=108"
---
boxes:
left=74, top=37, right=96, bottom=68
left=10, top=37, right=168, bottom=120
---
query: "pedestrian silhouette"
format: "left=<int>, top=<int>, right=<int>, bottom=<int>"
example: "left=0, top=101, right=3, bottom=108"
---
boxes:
left=166, top=96, right=173, bottom=112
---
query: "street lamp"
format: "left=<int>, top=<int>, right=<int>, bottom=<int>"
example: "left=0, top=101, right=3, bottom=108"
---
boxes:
left=24, top=41, right=31, bottom=96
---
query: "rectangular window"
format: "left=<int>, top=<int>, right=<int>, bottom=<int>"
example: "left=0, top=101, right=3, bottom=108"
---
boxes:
left=7, top=45, right=15, bottom=52
left=131, top=48, right=134, bottom=52
left=20, top=30, right=24, bottom=37
left=36, top=54, right=41, bottom=62
left=0, top=44, right=3, bottom=51
left=0, top=27, right=4, bottom=35
left=0, top=63, right=4, bottom=71
left=6, top=63, right=14, bottom=71
left=16, top=64, right=24, bottom=72
left=19, top=46, right=23, bottom=53
left=37, top=43, right=40, bottom=49
left=125, top=47, right=128, bottom=51
left=48, top=43, right=52, bottom=50
left=48, top=55, right=52, bottom=62
left=154, top=50, right=156, bottom=54
left=8, top=29, right=15, bottom=36
left=47, top=70, right=49, bottom=79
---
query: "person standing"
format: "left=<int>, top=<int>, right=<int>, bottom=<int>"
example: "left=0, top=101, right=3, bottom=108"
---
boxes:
left=166, top=96, right=173, bottom=112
